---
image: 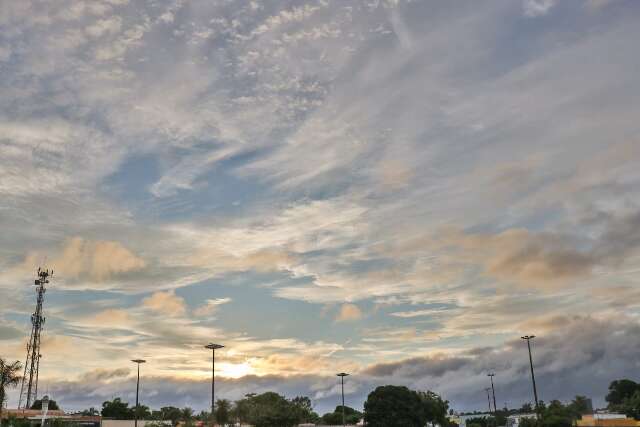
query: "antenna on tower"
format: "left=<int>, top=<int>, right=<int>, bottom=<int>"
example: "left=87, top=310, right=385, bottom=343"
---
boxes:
left=18, top=268, right=52, bottom=409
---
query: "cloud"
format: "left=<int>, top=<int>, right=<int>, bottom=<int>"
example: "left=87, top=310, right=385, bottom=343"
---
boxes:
left=78, top=367, right=131, bottom=382
left=142, top=291, right=187, bottom=316
left=1, top=0, right=640, bottom=414
left=0, top=324, right=23, bottom=340
left=30, top=315, right=640, bottom=413
left=47, top=238, right=146, bottom=282
left=0, top=45, right=11, bottom=61
left=363, top=354, right=470, bottom=378
left=84, top=309, right=133, bottom=328
left=389, top=307, right=451, bottom=318
left=187, top=248, right=295, bottom=274
left=406, top=210, right=640, bottom=290
left=85, top=16, right=122, bottom=38
left=360, top=315, right=640, bottom=410
left=523, top=0, right=556, bottom=17
left=335, top=304, right=363, bottom=322
left=194, top=298, right=232, bottom=317
left=585, top=0, right=622, bottom=11
left=10, top=238, right=146, bottom=288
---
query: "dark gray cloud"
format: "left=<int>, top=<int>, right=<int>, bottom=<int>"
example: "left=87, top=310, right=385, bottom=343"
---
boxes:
left=78, top=368, right=131, bottom=382
left=592, top=211, right=640, bottom=264
left=362, top=355, right=471, bottom=378
left=359, top=316, right=640, bottom=411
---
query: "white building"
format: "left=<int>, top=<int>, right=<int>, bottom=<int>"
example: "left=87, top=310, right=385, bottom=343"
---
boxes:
left=506, top=414, right=537, bottom=427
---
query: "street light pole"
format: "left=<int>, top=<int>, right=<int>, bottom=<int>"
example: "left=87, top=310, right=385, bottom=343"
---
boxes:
left=205, top=343, right=224, bottom=427
left=488, top=373, right=497, bottom=413
left=131, top=359, right=146, bottom=427
left=337, top=373, right=349, bottom=427
left=521, top=336, right=541, bottom=421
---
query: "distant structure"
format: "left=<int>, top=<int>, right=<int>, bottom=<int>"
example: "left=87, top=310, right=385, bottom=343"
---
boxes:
left=18, top=268, right=52, bottom=409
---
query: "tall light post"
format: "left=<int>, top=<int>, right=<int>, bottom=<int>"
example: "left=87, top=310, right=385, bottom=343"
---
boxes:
left=488, top=373, right=497, bottom=413
left=521, top=336, right=541, bottom=422
left=337, top=373, right=349, bottom=427
left=205, top=343, right=224, bottom=426
left=131, top=359, right=146, bottom=427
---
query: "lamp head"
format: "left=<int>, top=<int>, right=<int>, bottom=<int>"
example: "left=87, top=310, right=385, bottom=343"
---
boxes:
left=131, top=359, right=146, bottom=364
left=336, top=372, right=349, bottom=377
left=205, top=343, right=224, bottom=350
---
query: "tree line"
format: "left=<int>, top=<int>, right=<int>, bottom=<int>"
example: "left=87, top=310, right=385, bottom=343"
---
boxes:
left=464, top=379, right=640, bottom=427
left=97, top=385, right=449, bottom=427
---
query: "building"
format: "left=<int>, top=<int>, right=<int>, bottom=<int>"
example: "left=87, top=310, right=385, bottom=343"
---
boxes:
left=1, top=408, right=101, bottom=427
left=577, top=414, right=640, bottom=427
left=102, top=421, right=170, bottom=427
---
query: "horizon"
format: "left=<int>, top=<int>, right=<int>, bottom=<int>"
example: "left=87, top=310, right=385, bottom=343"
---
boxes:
left=1, top=0, right=640, bottom=417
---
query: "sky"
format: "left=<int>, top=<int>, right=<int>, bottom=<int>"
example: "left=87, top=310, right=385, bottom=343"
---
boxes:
left=1, top=0, right=640, bottom=416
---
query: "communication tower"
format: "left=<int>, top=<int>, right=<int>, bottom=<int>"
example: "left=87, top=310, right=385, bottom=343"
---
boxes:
left=18, top=268, right=52, bottom=409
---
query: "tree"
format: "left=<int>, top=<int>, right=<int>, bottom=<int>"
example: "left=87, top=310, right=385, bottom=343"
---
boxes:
left=0, top=358, right=22, bottom=422
left=231, top=399, right=248, bottom=425
left=215, top=399, right=231, bottom=426
left=31, top=399, right=60, bottom=410
left=133, top=405, right=151, bottom=420
left=466, top=417, right=489, bottom=427
left=607, top=380, right=640, bottom=407
left=321, top=406, right=361, bottom=425
left=418, top=390, right=450, bottom=426
left=159, top=407, right=183, bottom=426
left=364, top=385, right=426, bottom=427
left=81, top=408, right=100, bottom=416
left=568, top=396, right=592, bottom=417
left=196, top=410, right=210, bottom=422
left=520, top=418, right=538, bottom=427
left=291, top=396, right=319, bottom=424
left=519, top=403, right=534, bottom=413
left=539, top=400, right=575, bottom=427
left=180, top=407, right=194, bottom=421
left=102, top=398, right=134, bottom=419
left=321, top=412, right=343, bottom=425
left=243, top=392, right=301, bottom=427
left=617, top=391, right=640, bottom=420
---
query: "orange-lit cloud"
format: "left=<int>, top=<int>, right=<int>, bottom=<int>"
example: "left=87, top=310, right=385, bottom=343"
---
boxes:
left=335, top=303, right=363, bottom=322
left=20, top=237, right=146, bottom=282
left=142, top=291, right=186, bottom=316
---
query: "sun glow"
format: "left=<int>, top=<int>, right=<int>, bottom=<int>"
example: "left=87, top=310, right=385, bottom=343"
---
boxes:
left=218, top=362, right=254, bottom=378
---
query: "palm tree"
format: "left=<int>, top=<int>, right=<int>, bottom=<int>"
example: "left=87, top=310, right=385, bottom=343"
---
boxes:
left=214, top=399, right=231, bottom=427
left=0, top=358, right=22, bottom=421
left=181, top=407, right=194, bottom=426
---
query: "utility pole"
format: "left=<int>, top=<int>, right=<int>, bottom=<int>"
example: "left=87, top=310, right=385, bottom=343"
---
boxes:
left=205, top=343, right=224, bottom=427
left=522, top=336, right=541, bottom=422
left=488, top=373, right=497, bottom=414
left=132, top=359, right=146, bottom=427
left=337, top=373, right=349, bottom=427
left=485, top=388, right=492, bottom=414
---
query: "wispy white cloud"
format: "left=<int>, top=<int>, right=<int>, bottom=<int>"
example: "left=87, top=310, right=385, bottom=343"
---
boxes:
left=193, top=297, right=232, bottom=316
